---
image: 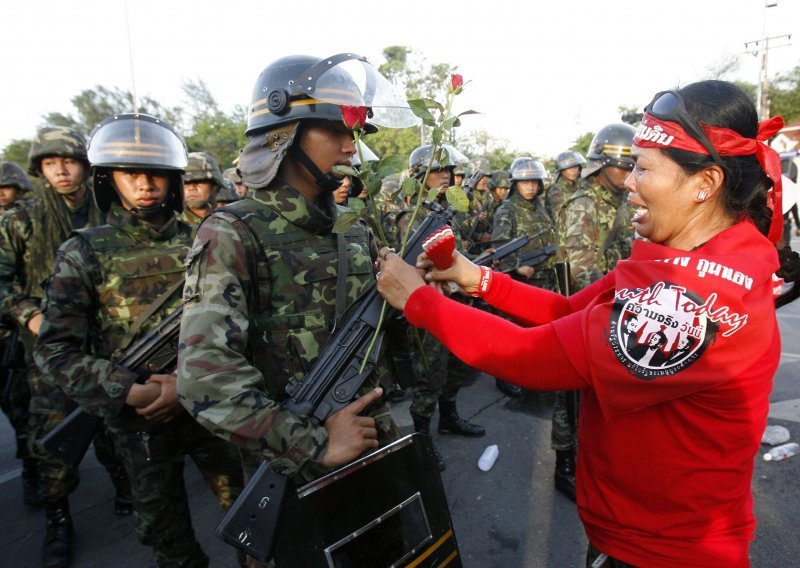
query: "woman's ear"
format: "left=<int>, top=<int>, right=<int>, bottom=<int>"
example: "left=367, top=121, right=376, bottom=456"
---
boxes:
left=695, top=165, right=725, bottom=202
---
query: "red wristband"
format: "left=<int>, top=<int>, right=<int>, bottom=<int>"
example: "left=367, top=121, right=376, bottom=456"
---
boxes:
left=468, top=266, right=493, bottom=298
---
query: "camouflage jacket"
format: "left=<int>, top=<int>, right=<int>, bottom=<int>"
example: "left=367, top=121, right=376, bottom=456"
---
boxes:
left=177, top=182, right=395, bottom=481
left=545, top=176, right=582, bottom=229
left=180, top=206, right=204, bottom=227
left=557, top=179, right=633, bottom=291
left=0, top=189, right=96, bottom=328
left=492, top=192, right=557, bottom=286
left=33, top=204, right=192, bottom=430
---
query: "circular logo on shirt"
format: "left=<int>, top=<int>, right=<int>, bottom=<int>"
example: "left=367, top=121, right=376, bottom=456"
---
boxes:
left=608, top=281, right=716, bottom=380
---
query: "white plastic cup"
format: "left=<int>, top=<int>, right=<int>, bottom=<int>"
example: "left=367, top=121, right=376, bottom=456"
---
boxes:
left=478, top=444, right=499, bottom=471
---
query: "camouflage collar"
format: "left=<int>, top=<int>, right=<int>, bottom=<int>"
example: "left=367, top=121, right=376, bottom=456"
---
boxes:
left=107, top=202, right=182, bottom=242
left=253, top=181, right=335, bottom=235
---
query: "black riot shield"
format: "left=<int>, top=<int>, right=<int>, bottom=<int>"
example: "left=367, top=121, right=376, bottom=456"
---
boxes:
left=274, top=433, right=461, bottom=567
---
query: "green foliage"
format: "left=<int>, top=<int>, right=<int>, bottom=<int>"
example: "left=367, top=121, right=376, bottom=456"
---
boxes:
left=570, top=131, right=594, bottom=156
left=365, top=127, right=420, bottom=165
left=770, top=65, right=800, bottom=123
left=1, top=138, right=33, bottom=167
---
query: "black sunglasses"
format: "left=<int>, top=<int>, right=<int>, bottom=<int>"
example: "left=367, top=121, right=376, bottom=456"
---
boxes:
left=645, top=90, right=726, bottom=168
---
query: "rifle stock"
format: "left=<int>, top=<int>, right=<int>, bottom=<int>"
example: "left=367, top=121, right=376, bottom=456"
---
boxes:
left=40, top=307, right=184, bottom=467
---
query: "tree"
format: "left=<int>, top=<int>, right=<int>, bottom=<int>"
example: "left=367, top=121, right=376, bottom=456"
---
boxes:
left=1, top=138, right=33, bottom=168
left=571, top=131, right=594, bottom=156
left=618, top=104, right=643, bottom=125
left=180, top=79, right=246, bottom=168
left=770, top=65, right=800, bottom=123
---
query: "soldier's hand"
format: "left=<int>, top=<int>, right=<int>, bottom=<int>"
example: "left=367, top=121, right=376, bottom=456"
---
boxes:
left=26, top=313, right=43, bottom=336
left=320, top=387, right=382, bottom=468
left=136, top=373, right=182, bottom=422
left=516, top=265, right=535, bottom=279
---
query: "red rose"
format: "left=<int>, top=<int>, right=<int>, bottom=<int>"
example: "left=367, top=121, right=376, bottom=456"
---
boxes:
left=450, top=74, right=463, bottom=94
left=341, top=105, right=368, bottom=130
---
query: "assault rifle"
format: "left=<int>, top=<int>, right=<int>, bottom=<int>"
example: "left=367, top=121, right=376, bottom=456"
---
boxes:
left=40, top=307, right=184, bottom=467
left=0, top=324, right=24, bottom=407
left=216, top=170, right=487, bottom=562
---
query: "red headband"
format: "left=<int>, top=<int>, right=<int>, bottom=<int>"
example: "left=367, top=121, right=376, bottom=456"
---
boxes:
left=634, top=113, right=785, bottom=243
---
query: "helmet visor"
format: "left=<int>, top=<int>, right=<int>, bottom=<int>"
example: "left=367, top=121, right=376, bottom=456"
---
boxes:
left=88, top=115, right=188, bottom=171
left=304, top=54, right=419, bottom=128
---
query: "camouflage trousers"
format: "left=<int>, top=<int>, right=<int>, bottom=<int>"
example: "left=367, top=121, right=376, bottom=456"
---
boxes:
left=108, top=412, right=244, bottom=568
left=28, top=360, right=129, bottom=502
left=410, top=332, right=475, bottom=418
left=551, top=390, right=580, bottom=452
left=0, top=367, right=31, bottom=460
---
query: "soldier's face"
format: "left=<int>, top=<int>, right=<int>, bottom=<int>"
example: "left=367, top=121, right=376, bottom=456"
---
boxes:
left=332, top=176, right=351, bottom=205
left=626, top=146, right=703, bottom=248
left=493, top=186, right=509, bottom=202
left=561, top=166, right=580, bottom=182
left=600, top=165, right=631, bottom=192
left=475, top=176, right=489, bottom=191
left=235, top=183, right=247, bottom=198
left=111, top=169, right=170, bottom=211
left=184, top=180, right=214, bottom=204
left=40, top=156, right=85, bottom=194
left=454, top=174, right=464, bottom=187
left=298, top=122, right=356, bottom=181
left=426, top=169, right=451, bottom=191
left=0, top=186, right=18, bottom=206
left=515, top=180, right=539, bottom=200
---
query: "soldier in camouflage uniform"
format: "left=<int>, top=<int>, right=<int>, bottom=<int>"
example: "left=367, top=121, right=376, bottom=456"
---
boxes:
left=397, top=143, right=485, bottom=472
left=552, top=123, right=636, bottom=502
left=176, top=55, right=400, bottom=563
left=216, top=178, right=241, bottom=207
left=181, top=151, right=225, bottom=226
left=33, top=114, right=244, bottom=568
left=0, top=162, right=38, bottom=506
left=545, top=150, right=586, bottom=225
left=0, top=127, right=131, bottom=568
left=491, top=158, right=557, bottom=397
left=222, top=166, right=247, bottom=199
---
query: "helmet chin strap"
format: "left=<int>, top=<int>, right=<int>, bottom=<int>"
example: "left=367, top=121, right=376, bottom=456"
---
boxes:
left=291, top=145, right=343, bottom=193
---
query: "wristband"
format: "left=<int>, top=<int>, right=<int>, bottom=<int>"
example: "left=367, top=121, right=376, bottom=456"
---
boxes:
left=467, top=266, right=493, bottom=298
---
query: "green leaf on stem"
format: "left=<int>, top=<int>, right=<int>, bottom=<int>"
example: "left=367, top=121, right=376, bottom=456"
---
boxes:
left=376, top=154, right=405, bottom=178
left=366, top=178, right=382, bottom=196
left=426, top=187, right=440, bottom=202
left=420, top=98, right=444, bottom=114
left=332, top=211, right=359, bottom=233
left=346, top=198, right=366, bottom=214
left=332, top=164, right=357, bottom=177
left=443, top=116, right=461, bottom=130
left=401, top=177, right=420, bottom=197
left=431, top=126, right=442, bottom=145
left=458, top=109, right=480, bottom=117
left=445, top=185, right=470, bottom=212
left=408, top=99, right=436, bottom=126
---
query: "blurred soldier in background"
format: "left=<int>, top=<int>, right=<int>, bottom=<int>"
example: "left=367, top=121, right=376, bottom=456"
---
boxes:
left=34, top=114, right=244, bottom=568
left=491, top=158, right=557, bottom=397
left=0, top=126, right=129, bottom=568
left=181, top=151, right=225, bottom=225
left=545, top=151, right=586, bottom=224
left=215, top=178, right=241, bottom=207
left=552, top=123, right=635, bottom=501
left=0, top=161, right=37, bottom=507
left=222, top=166, right=247, bottom=199
left=403, top=143, right=485, bottom=471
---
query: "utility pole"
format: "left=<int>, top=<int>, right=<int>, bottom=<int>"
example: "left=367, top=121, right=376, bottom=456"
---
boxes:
left=744, top=1, right=791, bottom=119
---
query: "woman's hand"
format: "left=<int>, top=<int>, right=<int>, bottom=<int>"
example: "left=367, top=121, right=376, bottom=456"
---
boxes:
left=375, top=248, right=427, bottom=310
left=417, top=249, right=483, bottom=295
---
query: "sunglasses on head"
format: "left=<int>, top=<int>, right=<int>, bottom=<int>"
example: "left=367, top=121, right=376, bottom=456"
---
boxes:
left=645, top=90, right=726, bottom=168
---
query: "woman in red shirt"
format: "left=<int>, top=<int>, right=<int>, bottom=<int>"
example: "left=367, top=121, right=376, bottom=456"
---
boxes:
left=376, top=80, right=800, bottom=567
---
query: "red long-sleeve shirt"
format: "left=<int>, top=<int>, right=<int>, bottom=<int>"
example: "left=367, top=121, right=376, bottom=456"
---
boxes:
left=405, top=220, right=779, bottom=567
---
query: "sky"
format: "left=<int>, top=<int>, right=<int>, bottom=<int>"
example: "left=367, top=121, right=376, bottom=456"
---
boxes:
left=1, top=0, right=799, bottom=160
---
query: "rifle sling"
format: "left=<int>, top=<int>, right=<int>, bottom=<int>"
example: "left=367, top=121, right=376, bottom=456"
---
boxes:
left=117, top=278, right=184, bottom=352
left=333, top=231, right=347, bottom=333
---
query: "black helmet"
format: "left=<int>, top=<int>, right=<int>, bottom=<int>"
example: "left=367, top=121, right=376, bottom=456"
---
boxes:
left=555, top=151, right=587, bottom=171
left=409, top=144, right=468, bottom=180
left=583, top=123, right=635, bottom=178
left=0, top=161, right=35, bottom=192
left=510, top=158, right=548, bottom=182
left=88, top=113, right=187, bottom=214
left=246, top=53, right=416, bottom=136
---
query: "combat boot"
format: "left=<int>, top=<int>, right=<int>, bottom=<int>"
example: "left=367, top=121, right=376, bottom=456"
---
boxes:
left=411, top=412, right=446, bottom=471
left=22, top=457, right=42, bottom=506
left=554, top=450, right=577, bottom=502
left=495, top=378, right=523, bottom=397
left=43, top=499, right=73, bottom=568
left=437, top=399, right=485, bottom=437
